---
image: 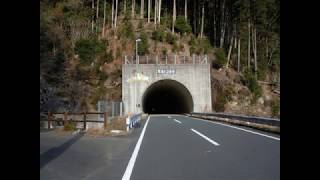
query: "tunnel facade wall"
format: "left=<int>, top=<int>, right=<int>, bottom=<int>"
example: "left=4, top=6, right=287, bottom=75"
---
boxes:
left=122, top=64, right=212, bottom=114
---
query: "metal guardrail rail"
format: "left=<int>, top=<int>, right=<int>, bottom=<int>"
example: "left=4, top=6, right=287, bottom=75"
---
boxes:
left=126, top=113, right=142, bottom=131
left=190, top=112, right=280, bottom=127
left=40, top=112, right=109, bottom=130
left=124, top=54, right=208, bottom=64
left=40, top=111, right=144, bottom=132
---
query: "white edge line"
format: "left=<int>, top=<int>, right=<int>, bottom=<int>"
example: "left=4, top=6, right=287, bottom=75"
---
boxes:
left=173, top=119, right=182, bottom=124
left=189, top=116, right=280, bottom=141
left=190, top=128, right=220, bottom=146
left=121, top=115, right=151, bottom=180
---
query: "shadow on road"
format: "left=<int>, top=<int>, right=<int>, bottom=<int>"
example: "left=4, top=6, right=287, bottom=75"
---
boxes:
left=40, top=133, right=84, bottom=169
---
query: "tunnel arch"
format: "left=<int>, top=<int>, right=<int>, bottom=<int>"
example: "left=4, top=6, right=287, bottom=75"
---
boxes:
left=142, top=79, right=194, bottom=114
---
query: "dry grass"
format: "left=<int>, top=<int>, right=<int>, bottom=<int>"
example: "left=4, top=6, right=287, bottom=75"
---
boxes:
left=86, top=128, right=109, bottom=137
left=86, top=116, right=128, bottom=137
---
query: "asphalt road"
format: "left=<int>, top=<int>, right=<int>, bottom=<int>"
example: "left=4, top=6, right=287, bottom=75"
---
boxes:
left=40, top=119, right=147, bottom=180
left=40, top=114, right=280, bottom=180
left=126, top=115, right=279, bottom=180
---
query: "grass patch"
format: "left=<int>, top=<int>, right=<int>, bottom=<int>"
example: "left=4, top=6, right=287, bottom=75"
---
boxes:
left=64, top=121, right=76, bottom=131
left=85, top=117, right=127, bottom=137
left=108, top=117, right=126, bottom=131
left=271, top=98, right=280, bottom=118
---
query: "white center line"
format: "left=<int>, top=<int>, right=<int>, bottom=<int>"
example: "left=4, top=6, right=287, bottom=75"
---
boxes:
left=121, top=116, right=151, bottom=180
left=190, top=128, right=220, bottom=146
left=173, top=119, right=182, bottom=124
left=190, top=116, right=280, bottom=141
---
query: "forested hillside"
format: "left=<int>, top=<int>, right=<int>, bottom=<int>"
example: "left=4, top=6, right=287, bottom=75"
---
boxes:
left=40, top=0, right=280, bottom=117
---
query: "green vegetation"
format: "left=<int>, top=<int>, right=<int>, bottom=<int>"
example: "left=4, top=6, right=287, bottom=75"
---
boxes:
left=243, top=71, right=262, bottom=102
left=188, top=36, right=212, bottom=55
left=40, top=0, right=280, bottom=116
left=120, top=21, right=134, bottom=39
left=214, top=48, right=227, bottom=68
left=160, top=14, right=172, bottom=29
left=162, top=48, right=167, bottom=56
left=179, top=43, right=184, bottom=51
left=174, top=16, right=192, bottom=34
left=64, top=121, right=76, bottom=131
left=138, top=20, right=143, bottom=29
left=172, top=41, right=179, bottom=53
left=214, top=84, right=235, bottom=112
left=97, top=71, right=108, bottom=82
left=271, top=99, right=280, bottom=117
left=166, top=32, right=177, bottom=45
left=152, top=29, right=166, bottom=42
left=90, top=85, right=107, bottom=106
left=74, top=38, right=106, bottom=65
left=189, top=36, right=197, bottom=55
left=190, top=46, right=196, bottom=55
left=215, top=93, right=227, bottom=112
left=201, top=38, right=212, bottom=54
left=138, top=31, right=149, bottom=55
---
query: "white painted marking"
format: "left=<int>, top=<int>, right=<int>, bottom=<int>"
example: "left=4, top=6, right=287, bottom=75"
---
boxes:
left=173, top=119, right=182, bottom=124
left=168, top=116, right=171, bottom=118
left=152, top=114, right=172, bottom=117
left=190, top=128, right=220, bottom=146
left=121, top=116, right=151, bottom=180
left=189, top=116, right=280, bottom=141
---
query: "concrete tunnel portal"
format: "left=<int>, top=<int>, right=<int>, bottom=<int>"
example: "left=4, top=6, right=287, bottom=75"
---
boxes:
left=142, top=79, right=194, bottom=114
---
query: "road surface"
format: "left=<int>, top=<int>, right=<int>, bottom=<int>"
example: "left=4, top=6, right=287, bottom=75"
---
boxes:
left=40, top=114, right=280, bottom=180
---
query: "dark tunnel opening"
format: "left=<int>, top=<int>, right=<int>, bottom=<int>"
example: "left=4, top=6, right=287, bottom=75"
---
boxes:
left=142, top=79, right=193, bottom=114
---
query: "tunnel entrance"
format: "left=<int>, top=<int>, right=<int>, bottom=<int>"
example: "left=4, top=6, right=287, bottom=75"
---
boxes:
left=142, top=79, right=193, bottom=114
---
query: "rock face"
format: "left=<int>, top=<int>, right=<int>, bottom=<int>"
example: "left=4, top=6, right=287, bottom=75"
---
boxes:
left=40, top=77, right=54, bottom=112
left=40, top=77, right=67, bottom=112
left=212, top=68, right=279, bottom=118
left=257, top=97, right=264, bottom=105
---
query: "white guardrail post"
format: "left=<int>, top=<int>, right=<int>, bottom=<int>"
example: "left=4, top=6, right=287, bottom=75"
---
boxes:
left=126, top=113, right=142, bottom=131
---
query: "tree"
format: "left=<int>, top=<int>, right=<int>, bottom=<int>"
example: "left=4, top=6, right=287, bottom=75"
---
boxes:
left=200, top=2, right=204, bottom=38
left=74, top=38, right=106, bottom=65
left=248, top=18, right=251, bottom=70
left=96, top=0, right=99, bottom=32
left=41, top=0, right=279, bottom=82
left=172, top=0, right=176, bottom=33
left=115, top=0, right=118, bottom=27
left=138, top=31, right=149, bottom=55
left=92, top=0, right=95, bottom=32
left=111, top=0, right=114, bottom=28
left=237, top=38, right=241, bottom=72
left=184, top=0, right=187, bottom=21
left=226, top=32, right=234, bottom=68
left=174, top=16, right=191, bottom=33
left=148, top=0, right=151, bottom=23
left=253, top=26, right=257, bottom=76
left=132, top=0, right=135, bottom=18
left=158, top=0, right=161, bottom=23
left=102, top=0, right=106, bottom=37
left=141, top=0, right=144, bottom=19
left=220, top=0, right=226, bottom=48
left=154, top=0, right=157, bottom=25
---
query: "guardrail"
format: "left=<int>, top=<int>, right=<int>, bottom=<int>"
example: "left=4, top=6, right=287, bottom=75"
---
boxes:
left=126, top=113, right=142, bottom=131
left=124, top=54, right=208, bottom=64
left=189, top=112, right=280, bottom=127
left=40, top=112, right=109, bottom=130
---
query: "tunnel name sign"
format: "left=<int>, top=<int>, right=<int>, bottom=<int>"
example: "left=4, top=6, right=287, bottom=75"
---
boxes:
left=157, top=68, right=176, bottom=75
left=127, top=72, right=149, bottom=83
